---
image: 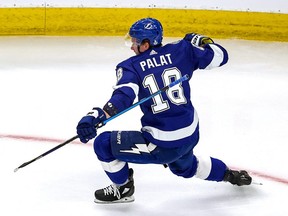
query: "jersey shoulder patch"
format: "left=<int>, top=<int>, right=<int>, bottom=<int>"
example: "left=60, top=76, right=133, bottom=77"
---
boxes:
left=116, top=67, right=123, bottom=83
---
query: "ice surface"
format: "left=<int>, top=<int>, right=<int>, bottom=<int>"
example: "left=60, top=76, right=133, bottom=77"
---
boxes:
left=0, top=36, right=287, bottom=216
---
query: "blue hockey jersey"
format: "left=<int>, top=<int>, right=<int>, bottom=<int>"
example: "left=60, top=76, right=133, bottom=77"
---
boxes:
left=107, top=39, right=228, bottom=148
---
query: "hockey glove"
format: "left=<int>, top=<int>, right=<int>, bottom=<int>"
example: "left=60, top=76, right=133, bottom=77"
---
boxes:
left=76, top=107, right=106, bottom=143
left=184, top=33, right=214, bottom=47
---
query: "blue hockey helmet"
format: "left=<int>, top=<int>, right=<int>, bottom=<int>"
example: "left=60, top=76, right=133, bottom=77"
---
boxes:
left=129, top=18, right=163, bottom=46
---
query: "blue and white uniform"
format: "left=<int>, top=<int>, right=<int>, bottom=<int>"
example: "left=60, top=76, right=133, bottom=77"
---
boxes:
left=94, top=38, right=228, bottom=184
left=109, top=39, right=227, bottom=147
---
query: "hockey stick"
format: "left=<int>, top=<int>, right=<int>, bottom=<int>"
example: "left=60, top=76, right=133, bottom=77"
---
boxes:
left=14, top=74, right=189, bottom=172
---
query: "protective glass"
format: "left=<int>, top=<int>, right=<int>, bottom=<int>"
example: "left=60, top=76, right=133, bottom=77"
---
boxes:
left=124, top=33, right=141, bottom=47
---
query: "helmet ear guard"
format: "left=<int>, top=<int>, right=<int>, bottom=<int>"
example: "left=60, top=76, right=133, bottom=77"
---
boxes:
left=128, top=18, right=163, bottom=47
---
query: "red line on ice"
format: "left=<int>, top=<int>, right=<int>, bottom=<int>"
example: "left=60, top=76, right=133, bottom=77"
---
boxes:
left=2, top=133, right=288, bottom=185
left=0, top=133, right=83, bottom=145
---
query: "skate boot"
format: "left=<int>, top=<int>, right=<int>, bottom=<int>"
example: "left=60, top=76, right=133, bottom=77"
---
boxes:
left=223, top=169, right=252, bottom=186
left=94, top=168, right=135, bottom=204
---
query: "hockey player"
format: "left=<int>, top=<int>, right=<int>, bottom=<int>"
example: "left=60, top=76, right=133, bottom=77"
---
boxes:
left=76, top=17, right=252, bottom=204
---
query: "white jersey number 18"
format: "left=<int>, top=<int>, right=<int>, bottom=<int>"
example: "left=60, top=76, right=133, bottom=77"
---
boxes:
left=143, top=67, right=187, bottom=114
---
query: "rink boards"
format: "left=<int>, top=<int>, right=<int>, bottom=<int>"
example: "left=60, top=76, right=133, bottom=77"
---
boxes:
left=0, top=7, right=288, bottom=41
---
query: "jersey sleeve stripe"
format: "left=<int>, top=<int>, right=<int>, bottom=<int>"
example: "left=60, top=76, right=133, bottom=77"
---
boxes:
left=113, top=82, right=139, bottom=97
left=205, top=44, right=225, bottom=70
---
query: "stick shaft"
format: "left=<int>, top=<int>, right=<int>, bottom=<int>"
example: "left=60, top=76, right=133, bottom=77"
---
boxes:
left=101, top=74, right=189, bottom=126
left=14, top=135, right=78, bottom=172
left=14, top=74, right=189, bottom=172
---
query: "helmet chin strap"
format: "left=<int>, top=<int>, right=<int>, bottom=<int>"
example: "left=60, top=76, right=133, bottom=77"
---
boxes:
left=137, top=45, right=141, bottom=54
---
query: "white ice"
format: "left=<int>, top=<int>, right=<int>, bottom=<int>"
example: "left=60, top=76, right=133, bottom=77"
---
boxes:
left=0, top=36, right=288, bottom=216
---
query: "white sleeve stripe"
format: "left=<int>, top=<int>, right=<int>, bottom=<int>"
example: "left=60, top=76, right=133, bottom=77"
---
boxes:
left=205, top=44, right=224, bottom=70
left=113, top=83, right=139, bottom=97
left=100, top=159, right=126, bottom=173
left=142, top=111, right=199, bottom=141
left=194, top=155, right=212, bottom=180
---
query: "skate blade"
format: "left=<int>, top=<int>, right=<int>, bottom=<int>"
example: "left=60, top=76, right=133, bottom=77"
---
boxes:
left=94, top=196, right=135, bottom=204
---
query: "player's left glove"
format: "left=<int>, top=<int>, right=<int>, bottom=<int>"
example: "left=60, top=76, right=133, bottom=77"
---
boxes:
left=184, top=33, right=214, bottom=47
left=76, top=107, right=106, bottom=143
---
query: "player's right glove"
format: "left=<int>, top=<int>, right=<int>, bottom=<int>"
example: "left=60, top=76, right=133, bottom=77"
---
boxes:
left=184, top=33, right=214, bottom=47
left=76, top=107, right=106, bottom=143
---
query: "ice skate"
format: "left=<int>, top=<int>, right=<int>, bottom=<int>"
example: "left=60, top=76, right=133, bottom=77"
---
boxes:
left=94, top=168, right=135, bottom=204
left=224, top=170, right=252, bottom=186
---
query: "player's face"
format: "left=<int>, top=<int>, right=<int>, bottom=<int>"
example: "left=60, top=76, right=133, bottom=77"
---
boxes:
left=125, top=34, right=149, bottom=55
left=130, top=38, right=141, bottom=55
left=130, top=38, right=149, bottom=55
